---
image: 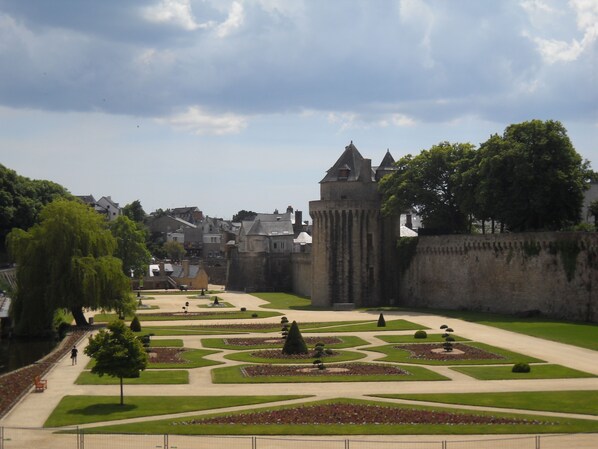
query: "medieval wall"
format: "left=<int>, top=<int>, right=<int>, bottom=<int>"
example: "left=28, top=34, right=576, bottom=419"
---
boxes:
left=291, top=252, right=312, bottom=298
left=397, top=232, right=598, bottom=322
left=226, top=249, right=292, bottom=292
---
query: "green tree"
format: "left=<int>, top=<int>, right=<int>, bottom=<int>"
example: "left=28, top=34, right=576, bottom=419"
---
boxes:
left=7, top=199, right=134, bottom=335
left=163, top=240, right=186, bottom=261
left=479, top=120, right=589, bottom=231
left=282, top=321, right=308, bottom=355
left=232, top=210, right=257, bottom=222
left=589, top=200, right=598, bottom=228
left=84, top=320, right=148, bottom=405
left=109, top=216, right=151, bottom=278
left=122, top=200, right=146, bottom=223
left=0, top=164, right=70, bottom=257
left=380, top=142, right=476, bottom=234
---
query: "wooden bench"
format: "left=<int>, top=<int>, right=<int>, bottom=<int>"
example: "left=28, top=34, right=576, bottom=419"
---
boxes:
left=33, top=375, right=47, bottom=392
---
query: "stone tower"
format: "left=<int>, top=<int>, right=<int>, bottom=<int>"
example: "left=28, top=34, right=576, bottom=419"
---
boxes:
left=309, top=142, right=399, bottom=308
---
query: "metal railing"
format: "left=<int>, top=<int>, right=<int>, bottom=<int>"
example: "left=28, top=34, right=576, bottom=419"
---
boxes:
left=1, top=427, right=596, bottom=449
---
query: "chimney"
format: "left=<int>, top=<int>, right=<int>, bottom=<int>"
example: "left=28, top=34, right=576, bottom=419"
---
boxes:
left=359, top=158, right=372, bottom=183
left=182, top=259, right=190, bottom=278
left=159, top=262, right=165, bottom=276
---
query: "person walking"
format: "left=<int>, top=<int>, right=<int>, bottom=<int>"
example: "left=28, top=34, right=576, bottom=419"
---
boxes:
left=70, top=346, right=78, bottom=365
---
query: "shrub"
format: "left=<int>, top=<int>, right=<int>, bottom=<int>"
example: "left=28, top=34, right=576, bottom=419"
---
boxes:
left=282, top=321, right=308, bottom=355
left=281, top=316, right=289, bottom=324
left=213, top=297, right=219, bottom=305
left=240, top=307, right=246, bottom=312
left=512, top=363, right=531, bottom=373
left=130, top=316, right=141, bottom=332
left=251, top=313, right=258, bottom=318
left=414, top=330, right=427, bottom=339
left=377, top=313, right=386, bottom=327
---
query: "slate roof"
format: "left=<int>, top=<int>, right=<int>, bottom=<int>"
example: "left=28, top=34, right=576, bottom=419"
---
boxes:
left=242, top=212, right=294, bottom=237
left=378, top=149, right=395, bottom=168
left=320, top=142, right=370, bottom=183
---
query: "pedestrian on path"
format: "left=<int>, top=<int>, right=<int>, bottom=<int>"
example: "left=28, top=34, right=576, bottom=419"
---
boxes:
left=70, top=346, right=78, bottom=365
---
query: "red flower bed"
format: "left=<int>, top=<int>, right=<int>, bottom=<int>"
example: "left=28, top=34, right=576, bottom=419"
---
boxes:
left=0, top=329, right=88, bottom=419
left=241, top=363, right=410, bottom=377
left=180, top=403, right=544, bottom=425
left=223, top=337, right=342, bottom=347
left=147, top=348, right=187, bottom=363
left=396, top=343, right=505, bottom=361
left=249, top=349, right=339, bottom=360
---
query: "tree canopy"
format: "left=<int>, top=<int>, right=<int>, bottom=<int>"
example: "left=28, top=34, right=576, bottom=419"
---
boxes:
left=7, top=199, right=134, bottom=335
left=109, top=215, right=151, bottom=279
left=121, top=200, right=146, bottom=223
left=0, top=164, right=70, bottom=258
left=163, top=240, right=186, bottom=261
left=232, top=210, right=257, bottom=222
left=85, top=320, right=148, bottom=405
left=380, top=120, right=592, bottom=233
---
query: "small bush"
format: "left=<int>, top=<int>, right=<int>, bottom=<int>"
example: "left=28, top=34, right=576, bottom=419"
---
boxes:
left=251, top=313, right=258, bottom=318
left=282, top=321, right=308, bottom=355
left=377, top=313, right=386, bottom=327
left=512, top=363, right=531, bottom=373
left=440, top=324, right=448, bottom=329
left=213, top=297, right=219, bottom=305
left=130, top=316, right=141, bottom=332
left=414, top=330, right=427, bottom=339
left=240, top=307, right=246, bottom=312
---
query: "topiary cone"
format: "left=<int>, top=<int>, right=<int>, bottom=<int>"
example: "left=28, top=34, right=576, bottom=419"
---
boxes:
left=377, top=313, right=386, bottom=327
left=282, top=321, right=308, bottom=355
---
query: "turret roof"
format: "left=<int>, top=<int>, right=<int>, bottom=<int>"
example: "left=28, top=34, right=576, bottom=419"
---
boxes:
left=320, top=141, right=366, bottom=183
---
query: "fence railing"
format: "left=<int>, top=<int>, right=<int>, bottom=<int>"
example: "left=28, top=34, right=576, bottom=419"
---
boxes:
left=1, top=427, right=596, bottom=449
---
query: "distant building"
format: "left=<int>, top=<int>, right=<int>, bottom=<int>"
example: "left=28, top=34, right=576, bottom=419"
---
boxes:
left=171, top=207, right=204, bottom=224
left=582, top=182, right=598, bottom=224
left=76, top=195, right=121, bottom=221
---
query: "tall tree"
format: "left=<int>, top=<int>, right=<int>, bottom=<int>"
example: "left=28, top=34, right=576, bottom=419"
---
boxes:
left=379, top=142, right=476, bottom=234
left=7, top=199, right=134, bottom=335
left=232, top=210, right=257, bottom=222
left=163, top=240, right=186, bottom=261
left=109, top=216, right=151, bottom=278
left=480, top=120, right=589, bottom=231
left=0, top=164, right=70, bottom=257
left=85, top=320, right=148, bottom=405
left=122, top=200, right=146, bottom=223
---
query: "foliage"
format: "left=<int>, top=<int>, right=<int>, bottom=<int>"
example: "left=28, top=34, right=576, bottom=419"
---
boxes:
left=130, top=316, right=141, bottom=332
left=84, top=320, right=148, bottom=405
left=0, top=164, right=70, bottom=257
left=7, top=199, right=134, bottom=335
left=163, top=240, right=186, bottom=261
left=109, top=215, right=151, bottom=278
left=121, top=200, right=146, bottom=223
left=414, top=330, right=428, bottom=339
left=232, top=210, right=257, bottom=222
left=511, top=362, right=531, bottom=373
left=590, top=200, right=598, bottom=227
left=377, top=313, right=386, bottom=327
left=548, top=239, right=581, bottom=281
left=380, top=142, right=476, bottom=233
left=396, top=237, right=419, bottom=274
left=282, top=321, right=308, bottom=355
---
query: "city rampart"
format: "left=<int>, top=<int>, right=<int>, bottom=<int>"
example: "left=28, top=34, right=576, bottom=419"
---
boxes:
left=398, top=232, right=598, bottom=322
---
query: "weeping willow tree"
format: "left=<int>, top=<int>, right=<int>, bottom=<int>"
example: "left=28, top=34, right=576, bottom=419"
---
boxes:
left=7, top=199, right=134, bottom=336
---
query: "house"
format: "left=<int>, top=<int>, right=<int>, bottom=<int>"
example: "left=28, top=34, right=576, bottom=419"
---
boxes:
left=171, top=206, right=204, bottom=224
left=237, top=212, right=294, bottom=254
left=582, top=182, right=598, bottom=224
left=76, top=195, right=121, bottom=221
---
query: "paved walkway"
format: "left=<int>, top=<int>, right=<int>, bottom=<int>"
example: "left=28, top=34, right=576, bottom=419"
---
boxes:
left=2, top=289, right=597, bottom=447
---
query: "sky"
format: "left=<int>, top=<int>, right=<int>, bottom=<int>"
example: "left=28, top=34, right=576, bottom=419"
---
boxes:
left=0, top=0, right=596, bottom=220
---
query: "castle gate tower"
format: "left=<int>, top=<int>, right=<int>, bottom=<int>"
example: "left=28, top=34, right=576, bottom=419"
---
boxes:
left=309, top=142, right=398, bottom=308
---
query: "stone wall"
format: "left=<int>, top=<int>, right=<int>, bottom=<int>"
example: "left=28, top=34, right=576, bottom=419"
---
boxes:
left=398, top=232, right=598, bottom=322
left=226, top=250, right=292, bottom=292
left=291, top=252, right=312, bottom=298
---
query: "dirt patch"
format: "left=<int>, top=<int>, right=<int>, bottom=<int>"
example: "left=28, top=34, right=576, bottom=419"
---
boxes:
left=396, top=343, right=504, bottom=361
left=147, top=348, right=187, bottom=364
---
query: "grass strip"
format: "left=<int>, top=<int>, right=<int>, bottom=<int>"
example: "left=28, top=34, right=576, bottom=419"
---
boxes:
left=451, top=364, right=597, bottom=380
left=93, top=311, right=281, bottom=322
left=251, top=292, right=314, bottom=310
left=75, top=370, right=189, bottom=385
left=367, top=342, right=544, bottom=365
left=376, top=334, right=469, bottom=343
left=76, top=398, right=598, bottom=435
left=372, top=391, right=598, bottom=416
left=150, top=339, right=184, bottom=348
left=45, top=395, right=307, bottom=427
left=211, top=364, right=448, bottom=383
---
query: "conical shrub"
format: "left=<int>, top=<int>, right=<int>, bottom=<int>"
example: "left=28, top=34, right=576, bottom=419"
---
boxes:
left=130, top=316, right=141, bottom=332
left=377, top=313, right=386, bottom=327
left=282, top=321, right=308, bottom=355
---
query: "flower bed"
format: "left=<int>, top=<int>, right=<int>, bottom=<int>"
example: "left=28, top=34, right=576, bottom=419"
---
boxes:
left=179, top=403, right=543, bottom=425
left=396, top=343, right=505, bottom=361
left=241, top=363, right=409, bottom=377
left=0, top=329, right=88, bottom=418
left=223, top=337, right=342, bottom=347
left=248, top=349, right=339, bottom=360
left=147, top=348, right=187, bottom=364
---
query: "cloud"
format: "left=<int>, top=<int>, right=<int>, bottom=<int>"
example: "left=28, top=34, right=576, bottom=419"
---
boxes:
left=159, top=106, right=248, bottom=135
left=216, top=1, right=245, bottom=37
left=143, top=0, right=215, bottom=31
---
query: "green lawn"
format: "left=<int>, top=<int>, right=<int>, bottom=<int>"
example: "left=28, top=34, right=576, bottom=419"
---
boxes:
left=376, top=334, right=469, bottom=344
left=451, top=364, right=596, bottom=380
left=251, top=292, right=314, bottom=310
left=75, top=398, right=598, bottom=435
left=75, top=370, right=189, bottom=385
left=373, top=391, right=598, bottom=416
left=136, top=326, right=249, bottom=336
left=201, top=335, right=369, bottom=350
left=301, top=319, right=426, bottom=333
left=224, top=349, right=366, bottom=364
left=93, top=310, right=281, bottom=322
left=211, top=364, right=448, bottom=383
left=150, top=339, right=184, bottom=348
left=44, top=395, right=307, bottom=427
left=148, top=348, right=222, bottom=369
left=403, top=308, right=598, bottom=351
left=368, top=342, right=544, bottom=365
